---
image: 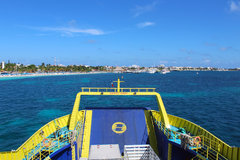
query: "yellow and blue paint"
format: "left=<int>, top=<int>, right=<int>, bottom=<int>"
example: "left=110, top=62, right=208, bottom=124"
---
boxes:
left=112, top=122, right=127, bottom=134
left=89, top=108, right=149, bottom=154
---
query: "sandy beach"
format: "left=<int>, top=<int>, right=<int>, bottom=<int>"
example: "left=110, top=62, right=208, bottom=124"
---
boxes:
left=0, top=71, right=108, bottom=79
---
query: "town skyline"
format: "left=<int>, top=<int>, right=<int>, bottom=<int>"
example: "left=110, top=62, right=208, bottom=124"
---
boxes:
left=1, top=60, right=239, bottom=71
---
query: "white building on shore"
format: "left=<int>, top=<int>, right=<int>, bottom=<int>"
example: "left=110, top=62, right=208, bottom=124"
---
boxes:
left=1, top=61, right=5, bottom=69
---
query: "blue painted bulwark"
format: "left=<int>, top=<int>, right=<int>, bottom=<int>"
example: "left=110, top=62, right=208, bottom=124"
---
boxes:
left=153, top=122, right=169, bottom=160
left=153, top=120, right=197, bottom=160
left=50, top=144, right=72, bottom=160
left=169, top=142, right=197, bottom=160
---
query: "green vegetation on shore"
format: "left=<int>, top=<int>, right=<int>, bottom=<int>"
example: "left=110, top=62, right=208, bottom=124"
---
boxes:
left=0, top=62, right=107, bottom=73
left=1, top=62, right=239, bottom=73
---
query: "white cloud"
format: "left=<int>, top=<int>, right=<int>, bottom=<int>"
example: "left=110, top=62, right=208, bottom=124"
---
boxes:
left=203, top=59, right=211, bottom=63
left=38, top=27, right=104, bottom=36
left=86, top=39, right=96, bottom=44
left=24, top=22, right=105, bottom=36
left=205, top=42, right=236, bottom=52
left=159, top=61, right=168, bottom=64
left=68, top=20, right=77, bottom=26
left=180, top=48, right=195, bottom=54
left=133, top=1, right=158, bottom=17
left=230, top=1, right=240, bottom=12
left=137, top=22, right=155, bottom=28
left=220, top=46, right=232, bottom=51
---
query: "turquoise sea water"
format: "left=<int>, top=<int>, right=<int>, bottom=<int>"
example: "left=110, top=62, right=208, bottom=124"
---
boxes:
left=0, top=72, right=239, bottom=151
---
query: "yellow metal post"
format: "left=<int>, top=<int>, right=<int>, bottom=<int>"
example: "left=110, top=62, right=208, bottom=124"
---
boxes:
left=168, top=143, right=172, bottom=160
left=40, top=143, right=42, bottom=160
left=113, top=78, right=124, bottom=92
left=144, top=110, right=159, bottom=156
left=81, top=110, right=92, bottom=158
left=207, top=147, right=209, bottom=159
left=72, top=145, right=76, bottom=160
left=69, top=93, right=81, bottom=131
left=155, top=93, right=170, bottom=128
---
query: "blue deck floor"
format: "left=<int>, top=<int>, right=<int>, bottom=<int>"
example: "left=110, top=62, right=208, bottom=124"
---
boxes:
left=90, top=109, right=149, bottom=153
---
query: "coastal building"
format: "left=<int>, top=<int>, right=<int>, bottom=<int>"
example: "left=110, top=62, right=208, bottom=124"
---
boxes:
left=130, top=65, right=140, bottom=69
left=105, top=66, right=113, bottom=72
left=58, top=64, right=65, bottom=67
left=158, top=64, right=165, bottom=69
left=1, top=61, right=5, bottom=69
left=113, top=66, right=124, bottom=73
left=16, top=63, right=21, bottom=67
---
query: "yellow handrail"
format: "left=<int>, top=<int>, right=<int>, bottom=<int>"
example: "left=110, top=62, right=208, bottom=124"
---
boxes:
left=155, top=119, right=228, bottom=160
left=81, top=87, right=156, bottom=92
left=69, top=79, right=169, bottom=130
left=23, top=117, right=85, bottom=160
left=0, top=111, right=85, bottom=160
left=151, top=111, right=237, bottom=160
left=69, top=90, right=170, bottom=131
left=191, top=135, right=228, bottom=160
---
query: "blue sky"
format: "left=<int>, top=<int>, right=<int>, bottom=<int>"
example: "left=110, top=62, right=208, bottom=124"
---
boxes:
left=0, top=0, right=240, bottom=67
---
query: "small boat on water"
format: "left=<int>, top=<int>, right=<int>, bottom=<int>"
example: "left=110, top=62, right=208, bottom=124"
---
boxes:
left=147, top=68, right=158, bottom=74
left=160, top=69, right=170, bottom=74
left=0, top=78, right=239, bottom=160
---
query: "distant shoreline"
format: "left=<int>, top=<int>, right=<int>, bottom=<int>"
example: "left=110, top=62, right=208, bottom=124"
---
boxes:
left=1, top=70, right=239, bottom=80
left=0, top=72, right=108, bottom=79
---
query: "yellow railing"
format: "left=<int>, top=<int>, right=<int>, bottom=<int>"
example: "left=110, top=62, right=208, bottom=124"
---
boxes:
left=0, top=110, right=85, bottom=160
left=26, top=117, right=83, bottom=160
left=154, top=119, right=228, bottom=160
left=151, top=111, right=240, bottom=160
left=24, top=132, right=71, bottom=160
left=69, top=90, right=170, bottom=131
left=81, top=87, right=156, bottom=93
left=191, top=135, right=228, bottom=160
